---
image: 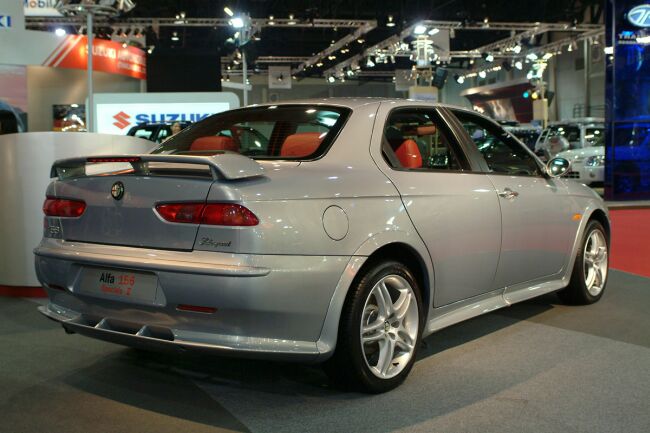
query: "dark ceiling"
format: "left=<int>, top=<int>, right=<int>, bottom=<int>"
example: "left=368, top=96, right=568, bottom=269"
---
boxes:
left=118, top=0, right=604, bottom=77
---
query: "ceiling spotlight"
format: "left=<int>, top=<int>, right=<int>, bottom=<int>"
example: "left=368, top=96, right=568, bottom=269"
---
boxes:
left=428, top=28, right=440, bottom=36
left=387, top=15, right=396, bottom=27
left=413, top=24, right=427, bottom=35
left=55, top=28, right=66, bottom=37
left=316, top=62, right=323, bottom=67
left=147, top=45, right=155, bottom=54
left=230, top=17, right=244, bottom=28
left=454, top=74, right=465, bottom=84
left=483, top=53, right=494, bottom=62
left=122, top=42, right=127, bottom=48
left=513, top=44, right=522, bottom=54
left=328, top=75, right=336, bottom=83
left=542, top=52, right=553, bottom=60
left=469, top=58, right=475, bottom=65
left=288, top=14, right=296, bottom=25
left=515, top=60, right=523, bottom=70
left=268, top=15, right=275, bottom=25
left=357, top=38, right=365, bottom=44
left=224, top=7, right=234, bottom=17
left=171, top=31, right=180, bottom=41
left=366, top=57, right=375, bottom=67
left=478, top=70, right=487, bottom=78
left=526, top=52, right=538, bottom=61
left=450, top=28, right=456, bottom=38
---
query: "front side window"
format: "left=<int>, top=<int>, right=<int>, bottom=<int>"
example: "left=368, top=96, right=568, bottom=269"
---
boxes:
left=382, top=110, right=464, bottom=171
left=152, top=105, right=349, bottom=160
left=454, top=110, right=542, bottom=176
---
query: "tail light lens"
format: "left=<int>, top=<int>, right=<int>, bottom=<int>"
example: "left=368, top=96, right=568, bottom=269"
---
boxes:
left=202, top=203, right=259, bottom=226
left=155, top=203, right=259, bottom=226
left=155, top=203, right=204, bottom=224
left=43, top=197, right=86, bottom=217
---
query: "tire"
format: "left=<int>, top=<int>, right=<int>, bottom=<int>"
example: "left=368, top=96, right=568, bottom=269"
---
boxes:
left=324, top=260, right=424, bottom=393
left=557, top=220, right=609, bottom=305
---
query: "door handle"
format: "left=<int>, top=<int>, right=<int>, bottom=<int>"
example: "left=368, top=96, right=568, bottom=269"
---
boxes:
left=497, top=188, right=519, bottom=200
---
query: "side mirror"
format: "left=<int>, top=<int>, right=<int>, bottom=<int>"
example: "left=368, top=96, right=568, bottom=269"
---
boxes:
left=546, top=157, right=572, bottom=178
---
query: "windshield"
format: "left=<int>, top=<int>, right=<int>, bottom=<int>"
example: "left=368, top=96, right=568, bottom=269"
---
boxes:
left=152, top=105, right=350, bottom=159
left=585, top=127, right=605, bottom=146
left=547, top=125, right=581, bottom=148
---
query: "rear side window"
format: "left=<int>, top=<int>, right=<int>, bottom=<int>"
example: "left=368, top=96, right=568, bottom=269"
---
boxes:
left=382, top=109, right=465, bottom=171
left=151, top=105, right=349, bottom=160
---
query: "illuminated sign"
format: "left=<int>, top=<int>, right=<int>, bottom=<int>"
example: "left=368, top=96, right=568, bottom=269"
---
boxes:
left=96, top=102, right=232, bottom=134
left=628, top=4, right=650, bottom=27
left=0, top=15, right=12, bottom=28
left=43, top=35, right=146, bottom=80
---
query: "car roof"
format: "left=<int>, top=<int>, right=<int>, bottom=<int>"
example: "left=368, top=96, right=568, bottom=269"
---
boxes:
left=244, top=97, right=466, bottom=111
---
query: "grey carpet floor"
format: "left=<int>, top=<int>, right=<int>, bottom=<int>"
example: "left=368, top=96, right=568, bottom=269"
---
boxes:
left=1, top=270, right=648, bottom=433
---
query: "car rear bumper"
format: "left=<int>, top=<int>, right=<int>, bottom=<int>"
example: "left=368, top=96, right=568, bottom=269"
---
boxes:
left=34, top=239, right=351, bottom=361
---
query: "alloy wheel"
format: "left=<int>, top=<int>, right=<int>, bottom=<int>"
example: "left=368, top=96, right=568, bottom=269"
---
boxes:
left=360, top=274, right=419, bottom=379
left=583, top=229, right=608, bottom=296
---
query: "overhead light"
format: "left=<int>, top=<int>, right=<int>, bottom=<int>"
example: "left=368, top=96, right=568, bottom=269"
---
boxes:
left=224, top=7, right=234, bottom=17
left=288, top=14, right=296, bottom=25
left=483, top=53, right=494, bottom=62
left=346, top=69, right=354, bottom=77
left=171, top=31, right=180, bottom=41
left=469, top=59, right=475, bottom=65
left=523, top=91, right=530, bottom=98
left=450, top=28, right=455, bottom=38
left=366, top=57, right=375, bottom=67
left=413, top=24, right=427, bottom=35
left=387, top=15, right=395, bottom=27
left=454, top=74, right=465, bottom=84
left=542, top=52, right=553, bottom=60
left=637, top=35, right=650, bottom=44
left=357, top=38, right=365, bottom=44
left=531, top=91, right=539, bottom=100
left=513, top=44, right=522, bottom=54
left=428, top=28, right=440, bottom=36
left=478, top=70, right=487, bottom=78
left=515, top=60, right=523, bottom=70
left=526, top=70, right=534, bottom=79
left=122, top=42, right=127, bottom=48
left=230, top=17, right=244, bottom=28
left=526, top=52, right=538, bottom=61
left=316, top=62, right=323, bottom=67
left=328, top=75, right=336, bottom=83
left=147, top=45, right=155, bottom=54
left=268, top=15, right=275, bottom=25
left=55, top=28, right=66, bottom=37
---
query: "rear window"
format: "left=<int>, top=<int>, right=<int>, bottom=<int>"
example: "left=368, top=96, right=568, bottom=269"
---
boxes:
left=151, top=105, right=350, bottom=160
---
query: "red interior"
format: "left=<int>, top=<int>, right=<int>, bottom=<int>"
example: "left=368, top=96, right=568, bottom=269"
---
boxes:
left=394, top=139, right=423, bottom=168
left=190, top=136, right=239, bottom=153
left=280, top=132, right=323, bottom=157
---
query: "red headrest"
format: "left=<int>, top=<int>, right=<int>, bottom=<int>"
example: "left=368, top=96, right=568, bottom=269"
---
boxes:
left=190, top=136, right=238, bottom=152
left=280, top=132, right=324, bottom=158
left=395, top=139, right=422, bottom=169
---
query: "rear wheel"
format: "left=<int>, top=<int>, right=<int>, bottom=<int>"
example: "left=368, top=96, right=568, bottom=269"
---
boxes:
left=558, top=220, right=609, bottom=305
left=325, top=260, right=423, bottom=393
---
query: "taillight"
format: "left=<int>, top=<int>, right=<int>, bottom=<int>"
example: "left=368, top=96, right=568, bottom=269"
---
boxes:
left=155, top=203, right=204, bottom=224
left=43, top=197, right=86, bottom=217
left=202, top=203, right=259, bottom=226
left=155, top=203, right=259, bottom=226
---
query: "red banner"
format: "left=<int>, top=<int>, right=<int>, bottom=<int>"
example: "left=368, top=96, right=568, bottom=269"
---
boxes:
left=42, top=35, right=146, bottom=80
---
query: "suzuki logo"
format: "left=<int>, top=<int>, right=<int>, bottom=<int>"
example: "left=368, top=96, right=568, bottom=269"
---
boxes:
left=0, top=15, right=12, bottom=28
left=628, top=4, right=650, bottom=27
left=113, top=111, right=131, bottom=129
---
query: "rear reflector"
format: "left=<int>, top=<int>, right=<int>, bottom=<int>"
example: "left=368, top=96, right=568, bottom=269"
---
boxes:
left=176, top=304, right=217, bottom=314
left=155, top=203, right=259, bottom=226
left=87, top=157, right=141, bottom=163
left=43, top=197, right=86, bottom=218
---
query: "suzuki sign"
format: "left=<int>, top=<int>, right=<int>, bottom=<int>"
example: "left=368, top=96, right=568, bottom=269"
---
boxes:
left=93, top=92, right=239, bottom=135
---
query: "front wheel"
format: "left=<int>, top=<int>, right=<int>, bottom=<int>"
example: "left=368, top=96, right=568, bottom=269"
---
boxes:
left=557, top=220, right=609, bottom=305
left=324, top=260, right=423, bottom=393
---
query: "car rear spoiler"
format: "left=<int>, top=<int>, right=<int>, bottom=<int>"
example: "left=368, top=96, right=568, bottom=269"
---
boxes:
left=50, top=152, right=265, bottom=181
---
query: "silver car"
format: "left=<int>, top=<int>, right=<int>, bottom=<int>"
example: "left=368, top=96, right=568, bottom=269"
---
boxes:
left=35, top=99, right=610, bottom=393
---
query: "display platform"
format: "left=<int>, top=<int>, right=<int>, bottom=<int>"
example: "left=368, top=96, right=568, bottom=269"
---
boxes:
left=1, top=269, right=648, bottom=433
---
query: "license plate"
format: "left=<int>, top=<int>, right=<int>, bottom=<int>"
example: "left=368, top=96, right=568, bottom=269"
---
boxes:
left=77, top=267, right=158, bottom=304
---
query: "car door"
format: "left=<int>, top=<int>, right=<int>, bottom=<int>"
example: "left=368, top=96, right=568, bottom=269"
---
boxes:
left=451, top=109, right=575, bottom=289
left=371, top=104, right=502, bottom=307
